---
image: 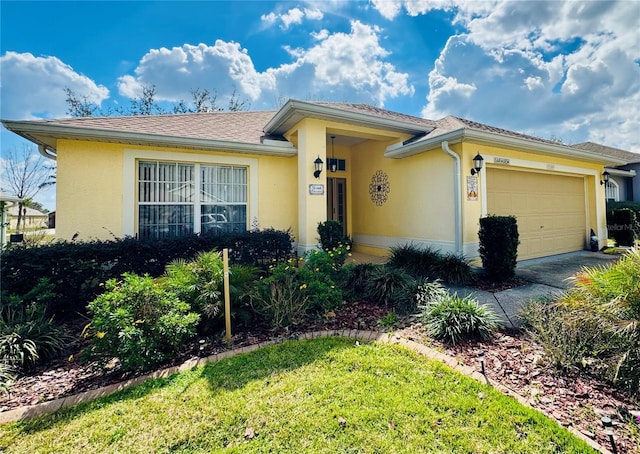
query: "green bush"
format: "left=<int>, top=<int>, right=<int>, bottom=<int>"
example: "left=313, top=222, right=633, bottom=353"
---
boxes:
left=317, top=220, right=351, bottom=251
left=338, top=263, right=378, bottom=302
left=0, top=362, right=14, bottom=393
left=421, top=293, right=502, bottom=344
left=0, top=279, right=68, bottom=373
left=363, top=265, right=417, bottom=314
left=521, top=249, right=640, bottom=394
left=1, top=229, right=294, bottom=319
left=86, top=273, right=200, bottom=372
left=388, top=244, right=474, bottom=285
left=227, top=264, right=261, bottom=328
left=607, top=208, right=638, bottom=246
left=388, top=244, right=442, bottom=278
left=478, top=215, right=519, bottom=281
left=250, top=260, right=311, bottom=328
left=164, top=251, right=225, bottom=335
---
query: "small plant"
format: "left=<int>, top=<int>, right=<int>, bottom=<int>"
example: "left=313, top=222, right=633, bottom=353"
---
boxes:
left=437, top=253, right=475, bottom=285
left=478, top=215, right=519, bottom=282
left=377, top=311, right=399, bottom=330
left=86, top=273, right=200, bottom=372
left=317, top=220, right=351, bottom=251
left=421, top=294, right=502, bottom=344
left=363, top=265, right=417, bottom=314
left=0, top=279, right=68, bottom=373
left=415, top=280, right=449, bottom=307
left=251, top=261, right=310, bottom=328
left=0, top=362, right=15, bottom=393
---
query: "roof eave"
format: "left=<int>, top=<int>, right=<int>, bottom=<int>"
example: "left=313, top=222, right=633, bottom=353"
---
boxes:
left=265, top=99, right=431, bottom=136
left=2, top=120, right=297, bottom=157
left=385, top=128, right=629, bottom=166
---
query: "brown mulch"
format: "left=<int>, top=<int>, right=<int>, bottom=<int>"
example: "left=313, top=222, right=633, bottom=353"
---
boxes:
left=2, top=301, right=639, bottom=452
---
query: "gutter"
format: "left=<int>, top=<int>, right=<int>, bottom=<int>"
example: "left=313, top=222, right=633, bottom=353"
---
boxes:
left=38, top=144, right=57, bottom=161
left=441, top=141, right=463, bottom=255
left=605, top=167, right=636, bottom=177
left=2, top=120, right=298, bottom=158
left=385, top=127, right=628, bottom=166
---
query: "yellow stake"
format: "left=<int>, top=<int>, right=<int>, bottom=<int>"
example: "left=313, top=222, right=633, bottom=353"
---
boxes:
left=223, top=248, right=231, bottom=342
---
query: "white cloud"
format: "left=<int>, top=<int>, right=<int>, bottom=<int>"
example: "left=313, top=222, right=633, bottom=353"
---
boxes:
left=371, top=0, right=640, bottom=151
left=261, top=6, right=324, bottom=30
left=119, top=21, right=413, bottom=110
left=116, top=42, right=276, bottom=103
left=0, top=52, right=109, bottom=120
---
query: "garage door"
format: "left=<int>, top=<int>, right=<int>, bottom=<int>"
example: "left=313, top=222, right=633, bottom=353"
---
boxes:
left=487, top=168, right=587, bottom=260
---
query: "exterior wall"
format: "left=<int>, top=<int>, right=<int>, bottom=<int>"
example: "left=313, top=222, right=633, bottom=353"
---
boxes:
left=350, top=140, right=457, bottom=256
left=8, top=214, right=48, bottom=230
left=619, top=163, right=640, bottom=201
left=460, top=141, right=606, bottom=258
left=55, top=140, right=298, bottom=241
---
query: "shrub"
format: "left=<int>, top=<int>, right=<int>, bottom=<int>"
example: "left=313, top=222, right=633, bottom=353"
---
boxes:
left=0, top=362, right=14, bottom=393
left=164, top=251, right=225, bottom=334
left=388, top=244, right=441, bottom=278
left=519, top=299, right=615, bottom=373
left=388, top=244, right=474, bottom=285
left=1, top=229, right=294, bottom=319
left=608, top=208, right=638, bottom=246
left=338, top=263, right=378, bottom=302
left=421, top=294, right=502, bottom=344
left=86, top=273, right=200, bottom=372
left=317, top=220, right=351, bottom=251
left=227, top=264, right=261, bottom=327
left=363, top=265, right=417, bottom=314
left=0, top=279, right=68, bottom=373
left=478, top=215, right=519, bottom=281
left=415, top=280, right=450, bottom=307
left=250, top=261, right=310, bottom=328
left=521, top=249, right=640, bottom=393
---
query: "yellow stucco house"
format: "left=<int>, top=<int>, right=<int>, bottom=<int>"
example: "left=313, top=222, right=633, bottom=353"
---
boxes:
left=2, top=100, right=624, bottom=260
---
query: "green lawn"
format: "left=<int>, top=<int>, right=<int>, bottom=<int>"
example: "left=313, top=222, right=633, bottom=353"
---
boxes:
left=1, top=337, right=596, bottom=453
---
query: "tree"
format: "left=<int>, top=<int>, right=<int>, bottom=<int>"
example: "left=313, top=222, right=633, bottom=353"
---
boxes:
left=1, top=145, right=55, bottom=232
left=65, top=85, right=250, bottom=117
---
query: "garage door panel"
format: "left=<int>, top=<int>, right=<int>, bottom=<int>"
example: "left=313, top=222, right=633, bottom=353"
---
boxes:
left=487, top=168, right=586, bottom=260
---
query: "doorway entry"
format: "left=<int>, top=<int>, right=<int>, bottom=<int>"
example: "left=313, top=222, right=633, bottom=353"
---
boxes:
left=327, top=177, right=347, bottom=235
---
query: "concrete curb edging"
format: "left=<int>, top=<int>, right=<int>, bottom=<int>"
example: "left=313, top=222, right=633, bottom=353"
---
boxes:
left=0, top=330, right=609, bottom=453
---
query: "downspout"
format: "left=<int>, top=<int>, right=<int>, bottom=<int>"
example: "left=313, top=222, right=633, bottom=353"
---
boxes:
left=441, top=141, right=463, bottom=255
left=38, top=144, right=57, bottom=161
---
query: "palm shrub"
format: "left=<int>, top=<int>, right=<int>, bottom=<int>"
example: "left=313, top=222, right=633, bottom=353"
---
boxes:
left=86, top=273, right=200, bottom=372
left=163, top=251, right=225, bottom=334
left=0, top=279, right=68, bottom=373
left=420, top=292, right=502, bottom=344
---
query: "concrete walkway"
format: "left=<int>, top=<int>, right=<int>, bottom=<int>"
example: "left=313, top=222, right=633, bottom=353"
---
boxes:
left=350, top=249, right=620, bottom=330
left=450, top=251, right=620, bottom=329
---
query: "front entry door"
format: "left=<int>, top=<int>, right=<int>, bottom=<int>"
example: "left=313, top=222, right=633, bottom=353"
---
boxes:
left=327, top=178, right=347, bottom=235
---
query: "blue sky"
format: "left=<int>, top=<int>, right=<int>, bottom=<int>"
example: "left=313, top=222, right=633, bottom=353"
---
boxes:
left=1, top=0, right=639, bottom=211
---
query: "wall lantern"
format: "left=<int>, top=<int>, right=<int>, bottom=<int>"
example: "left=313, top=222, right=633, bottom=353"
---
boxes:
left=313, top=156, right=324, bottom=179
left=329, top=135, right=338, bottom=172
left=600, top=171, right=610, bottom=185
left=471, top=153, right=484, bottom=175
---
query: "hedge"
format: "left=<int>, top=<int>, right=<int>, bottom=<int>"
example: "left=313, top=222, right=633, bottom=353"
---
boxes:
left=1, top=229, right=294, bottom=318
left=478, top=215, right=520, bottom=281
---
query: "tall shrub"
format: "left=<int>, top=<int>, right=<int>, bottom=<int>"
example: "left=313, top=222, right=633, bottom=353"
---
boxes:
left=608, top=208, right=638, bottom=247
left=478, top=215, right=519, bottom=281
left=317, top=221, right=351, bottom=251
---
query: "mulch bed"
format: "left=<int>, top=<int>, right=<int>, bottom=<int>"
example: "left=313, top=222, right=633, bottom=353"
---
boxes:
left=2, top=301, right=638, bottom=452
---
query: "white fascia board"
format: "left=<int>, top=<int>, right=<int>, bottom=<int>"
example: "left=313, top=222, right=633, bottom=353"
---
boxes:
left=265, top=99, right=429, bottom=135
left=1, top=120, right=297, bottom=157
left=385, top=127, right=629, bottom=166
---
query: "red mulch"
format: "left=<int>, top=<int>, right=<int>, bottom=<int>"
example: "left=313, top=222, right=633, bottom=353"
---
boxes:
left=2, top=301, right=638, bottom=452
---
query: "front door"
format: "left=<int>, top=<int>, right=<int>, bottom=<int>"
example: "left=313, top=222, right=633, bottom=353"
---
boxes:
left=327, top=178, right=347, bottom=235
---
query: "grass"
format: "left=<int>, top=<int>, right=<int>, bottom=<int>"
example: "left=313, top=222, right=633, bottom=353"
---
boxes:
left=0, top=337, right=596, bottom=453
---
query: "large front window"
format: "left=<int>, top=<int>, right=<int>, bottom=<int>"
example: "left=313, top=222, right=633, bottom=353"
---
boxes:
left=138, top=161, right=247, bottom=239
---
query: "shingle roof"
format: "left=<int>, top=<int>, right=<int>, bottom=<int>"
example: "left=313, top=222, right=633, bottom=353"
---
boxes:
left=29, top=110, right=278, bottom=145
left=314, top=102, right=437, bottom=130
left=572, top=142, right=640, bottom=164
left=8, top=206, right=47, bottom=217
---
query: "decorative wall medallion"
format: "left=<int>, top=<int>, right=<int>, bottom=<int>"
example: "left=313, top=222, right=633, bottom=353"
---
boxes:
left=369, top=170, right=390, bottom=206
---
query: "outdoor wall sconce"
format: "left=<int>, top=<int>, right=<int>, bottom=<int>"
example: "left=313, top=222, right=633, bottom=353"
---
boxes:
left=471, top=153, right=484, bottom=175
left=329, top=135, right=338, bottom=172
left=600, top=171, right=610, bottom=185
left=313, top=156, right=324, bottom=178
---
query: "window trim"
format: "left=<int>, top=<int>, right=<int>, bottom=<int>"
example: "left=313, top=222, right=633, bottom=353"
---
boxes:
left=123, top=149, right=258, bottom=237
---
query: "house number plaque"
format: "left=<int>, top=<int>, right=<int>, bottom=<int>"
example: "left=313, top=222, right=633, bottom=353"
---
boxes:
left=309, top=184, right=324, bottom=195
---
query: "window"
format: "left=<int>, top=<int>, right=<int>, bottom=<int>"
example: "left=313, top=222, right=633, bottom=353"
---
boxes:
left=605, top=180, right=619, bottom=202
left=138, top=161, right=247, bottom=239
